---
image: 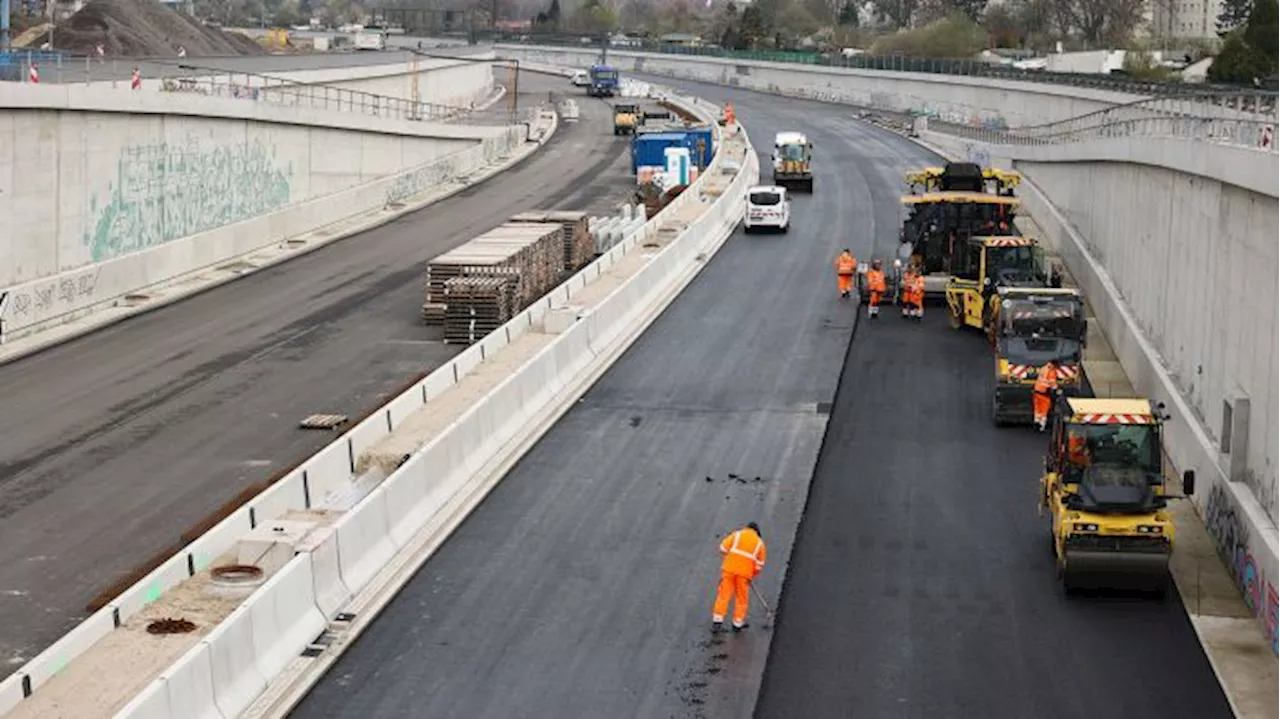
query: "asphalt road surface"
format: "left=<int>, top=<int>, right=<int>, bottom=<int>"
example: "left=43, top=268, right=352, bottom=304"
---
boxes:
left=754, top=309, right=1233, bottom=719
left=0, top=72, right=631, bottom=676
left=291, top=77, right=1233, bottom=719
left=290, top=81, right=933, bottom=719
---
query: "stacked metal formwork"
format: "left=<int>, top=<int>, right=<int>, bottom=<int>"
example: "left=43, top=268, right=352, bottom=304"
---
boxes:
left=508, top=210, right=595, bottom=271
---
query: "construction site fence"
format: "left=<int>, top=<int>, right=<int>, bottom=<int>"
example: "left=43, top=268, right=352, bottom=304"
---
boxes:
left=1, top=50, right=518, bottom=125
left=494, top=33, right=1279, bottom=98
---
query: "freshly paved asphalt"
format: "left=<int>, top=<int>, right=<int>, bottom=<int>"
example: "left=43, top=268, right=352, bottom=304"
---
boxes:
left=292, top=77, right=1232, bottom=719
left=753, top=309, right=1233, bottom=719
left=290, top=82, right=934, bottom=719
left=0, top=72, right=630, bottom=675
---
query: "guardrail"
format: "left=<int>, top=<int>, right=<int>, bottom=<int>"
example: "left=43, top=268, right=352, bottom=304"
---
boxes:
left=495, top=34, right=1278, bottom=97
left=2, top=52, right=515, bottom=125
left=0, top=78, right=739, bottom=719
left=928, top=88, right=1278, bottom=153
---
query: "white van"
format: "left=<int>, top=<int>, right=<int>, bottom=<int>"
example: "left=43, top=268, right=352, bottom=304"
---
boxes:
left=744, top=185, right=790, bottom=234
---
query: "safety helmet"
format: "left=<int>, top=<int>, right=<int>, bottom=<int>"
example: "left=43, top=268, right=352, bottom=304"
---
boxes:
left=893, top=258, right=903, bottom=269
left=872, top=259, right=882, bottom=269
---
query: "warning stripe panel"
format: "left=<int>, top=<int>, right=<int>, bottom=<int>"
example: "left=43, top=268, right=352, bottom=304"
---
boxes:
left=984, top=238, right=1035, bottom=246
left=1074, top=413, right=1152, bottom=424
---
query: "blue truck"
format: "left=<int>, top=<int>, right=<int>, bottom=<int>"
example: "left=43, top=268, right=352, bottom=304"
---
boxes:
left=587, top=64, right=620, bottom=97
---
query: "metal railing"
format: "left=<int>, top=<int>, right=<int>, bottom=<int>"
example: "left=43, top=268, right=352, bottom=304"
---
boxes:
left=928, top=89, right=1278, bottom=153
left=495, top=33, right=1278, bottom=97
left=1, top=51, right=521, bottom=126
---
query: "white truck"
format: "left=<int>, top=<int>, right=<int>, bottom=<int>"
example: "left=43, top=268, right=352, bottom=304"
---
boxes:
left=353, top=29, right=387, bottom=51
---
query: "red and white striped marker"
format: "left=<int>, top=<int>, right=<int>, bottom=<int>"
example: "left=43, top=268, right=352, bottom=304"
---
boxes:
left=131, top=67, right=141, bottom=90
left=28, top=63, right=39, bottom=84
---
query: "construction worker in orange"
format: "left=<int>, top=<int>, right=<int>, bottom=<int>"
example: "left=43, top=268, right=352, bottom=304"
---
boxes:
left=712, top=522, right=767, bottom=633
left=901, top=263, right=925, bottom=320
left=865, top=259, right=887, bottom=319
left=834, top=249, right=857, bottom=300
left=1066, top=426, right=1091, bottom=468
left=1032, top=360, right=1061, bottom=431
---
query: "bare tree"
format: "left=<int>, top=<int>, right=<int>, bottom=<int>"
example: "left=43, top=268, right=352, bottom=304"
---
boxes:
left=870, top=0, right=919, bottom=28
left=1048, top=0, right=1145, bottom=45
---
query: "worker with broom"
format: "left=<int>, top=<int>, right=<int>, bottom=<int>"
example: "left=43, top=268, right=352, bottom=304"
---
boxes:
left=712, top=522, right=767, bottom=633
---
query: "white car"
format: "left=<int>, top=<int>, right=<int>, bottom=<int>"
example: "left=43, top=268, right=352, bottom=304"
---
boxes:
left=744, top=185, right=791, bottom=234
left=570, top=70, right=590, bottom=87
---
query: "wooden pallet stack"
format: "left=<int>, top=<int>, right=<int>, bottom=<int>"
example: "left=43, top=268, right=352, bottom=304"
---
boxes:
left=508, top=210, right=595, bottom=271
left=442, top=275, right=519, bottom=344
left=421, top=223, right=564, bottom=333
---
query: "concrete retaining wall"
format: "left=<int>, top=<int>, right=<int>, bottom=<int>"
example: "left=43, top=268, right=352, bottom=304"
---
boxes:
left=0, top=83, right=522, bottom=342
left=923, top=129, right=1279, bottom=655
left=100, top=58, right=496, bottom=110
left=494, top=44, right=1146, bottom=128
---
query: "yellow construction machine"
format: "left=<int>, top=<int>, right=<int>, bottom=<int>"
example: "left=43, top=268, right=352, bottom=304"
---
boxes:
left=905, top=166, right=1021, bottom=196
left=943, top=236, right=1060, bottom=332
left=613, top=103, right=639, bottom=135
left=896, top=162, right=1022, bottom=298
left=1039, top=396, right=1195, bottom=596
left=991, top=287, right=1087, bottom=425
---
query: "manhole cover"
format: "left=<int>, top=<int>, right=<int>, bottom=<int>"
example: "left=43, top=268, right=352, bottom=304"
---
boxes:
left=211, top=564, right=264, bottom=584
left=299, top=414, right=348, bottom=430
left=146, top=618, right=196, bottom=635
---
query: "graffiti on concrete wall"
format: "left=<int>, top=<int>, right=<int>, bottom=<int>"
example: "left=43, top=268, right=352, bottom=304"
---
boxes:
left=963, top=143, right=992, bottom=169
left=0, top=266, right=102, bottom=331
left=1205, top=483, right=1279, bottom=655
left=384, top=153, right=462, bottom=206
left=85, top=136, right=293, bottom=263
left=910, top=102, right=1009, bottom=131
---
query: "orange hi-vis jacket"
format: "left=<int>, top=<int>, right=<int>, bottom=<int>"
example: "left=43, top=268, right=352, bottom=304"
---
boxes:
left=835, top=253, right=856, bottom=276
left=866, top=269, right=887, bottom=293
left=720, top=527, right=767, bottom=579
left=1034, top=364, right=1060, bottom=394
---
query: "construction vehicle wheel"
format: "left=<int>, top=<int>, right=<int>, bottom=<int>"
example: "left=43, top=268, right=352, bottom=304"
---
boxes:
left=991, top=396, right=1007, bottom=426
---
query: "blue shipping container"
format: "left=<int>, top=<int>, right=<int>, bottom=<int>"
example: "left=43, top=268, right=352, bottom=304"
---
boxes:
left=631, top=133, right=689, bottom=175
left=682, top=126, right=716, bottom=167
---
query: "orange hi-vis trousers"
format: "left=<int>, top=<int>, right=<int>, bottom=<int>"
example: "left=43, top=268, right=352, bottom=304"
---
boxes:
left=713, top=572, right=751, bottom=626
left=837, top=274, right=854, bottom=294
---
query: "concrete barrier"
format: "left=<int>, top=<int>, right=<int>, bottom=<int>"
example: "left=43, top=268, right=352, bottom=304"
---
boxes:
left=0, top=78, right=738, bottom=719
left=247, top=558, right=327, bottom=681
left=334, top=489, right=402, bottom=596
left=206, top=605, right=267, bottom=718
left=158, top=644, right=222, bottom=719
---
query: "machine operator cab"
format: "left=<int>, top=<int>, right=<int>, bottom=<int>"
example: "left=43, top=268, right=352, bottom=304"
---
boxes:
left=945, top=236, right=1056, bottom=332
left=744, top=185, right=791, bottom=234
left=1040, top=397, right=1196, bottom=595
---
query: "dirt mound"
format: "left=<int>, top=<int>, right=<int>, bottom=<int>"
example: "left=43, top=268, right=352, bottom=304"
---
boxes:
left=38, top=0, right=264, bottom=56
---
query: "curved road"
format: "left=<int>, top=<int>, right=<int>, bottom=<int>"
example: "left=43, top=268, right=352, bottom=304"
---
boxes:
left=0, top=72, right=631, bottom=674
left=289, top=78, right=1231, bottom=718
left=290, top=77, right=931, bottom=718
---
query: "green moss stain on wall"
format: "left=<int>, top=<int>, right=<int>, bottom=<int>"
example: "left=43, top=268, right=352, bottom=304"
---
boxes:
left=85, top=136, right=294, bottom=262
